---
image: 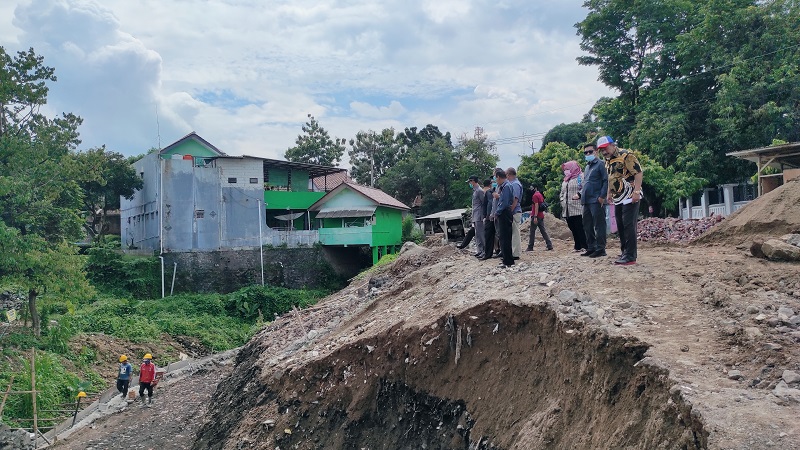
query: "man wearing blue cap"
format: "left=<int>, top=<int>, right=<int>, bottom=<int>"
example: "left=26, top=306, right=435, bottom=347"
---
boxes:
left=597, top=136, right=643, bottom=265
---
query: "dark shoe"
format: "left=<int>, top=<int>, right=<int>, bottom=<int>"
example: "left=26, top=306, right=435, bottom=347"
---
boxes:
left=475, top=253, right=485, bottom=259
left=589, top=250, right=607, bottom=258
left=480, top=256, right=492, bottom=261
left=525, top=247, right=533, bottom=252
left=580, top=250, right=594, bottom=257
left=614, top=257, right=636, bottom=266
left=546, top=247, right=553, bottom=251
left=513, top=256, right=520, bottom=260
left=492, top=254, right=502, bottom=259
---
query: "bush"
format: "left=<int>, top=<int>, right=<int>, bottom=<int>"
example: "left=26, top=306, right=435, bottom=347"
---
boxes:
left=85, top=247, right=159, bottom=299
left=402, top=215, right=424, bottom=244
left=226, top=285, right=327, bottom=321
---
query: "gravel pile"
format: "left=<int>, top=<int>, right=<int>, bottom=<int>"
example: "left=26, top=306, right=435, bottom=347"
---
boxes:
left=637, top=216, right=725, bottom=243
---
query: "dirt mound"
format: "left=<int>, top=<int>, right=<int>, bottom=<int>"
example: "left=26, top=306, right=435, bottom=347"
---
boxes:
left=195, top=302, right=705, bottom=449
left=520, top=212, right=572, bottom=240
left=696, top=177, right=800, bottom=245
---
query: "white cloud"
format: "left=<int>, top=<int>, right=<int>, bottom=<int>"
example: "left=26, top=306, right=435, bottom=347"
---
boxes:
left=3, top=0, right=613, bottom=169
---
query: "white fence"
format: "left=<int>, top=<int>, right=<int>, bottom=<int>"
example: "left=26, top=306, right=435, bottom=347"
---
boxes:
left=264, top=229, right=319, bottom=247
left=680, top=183, right=752, bottom=219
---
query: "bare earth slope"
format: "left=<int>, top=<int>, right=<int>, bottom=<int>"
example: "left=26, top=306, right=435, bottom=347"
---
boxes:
left=192, top=242, right=800, bottom=449
left=697, top=177, right=800, bottom=245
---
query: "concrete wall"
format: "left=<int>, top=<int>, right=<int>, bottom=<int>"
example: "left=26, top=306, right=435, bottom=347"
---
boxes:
left=162, top=246, right=361, bottom=294
left=121, top=153, right=161, bottom=251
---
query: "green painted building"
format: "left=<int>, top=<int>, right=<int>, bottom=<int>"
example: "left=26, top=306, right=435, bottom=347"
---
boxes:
left=309, top=182, right=410, bottom=264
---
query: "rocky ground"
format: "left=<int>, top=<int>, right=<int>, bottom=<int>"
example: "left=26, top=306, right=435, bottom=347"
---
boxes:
left=191, top=237, right=800, bottom=449
left=37, top=179, right=800, bottom=449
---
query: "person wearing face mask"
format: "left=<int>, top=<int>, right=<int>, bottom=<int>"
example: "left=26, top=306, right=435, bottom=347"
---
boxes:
left=457, top=175, right=486, bottom=256
left=560, top=160, right=587, bottom=252
left=578, top=143, right=608, bottom=258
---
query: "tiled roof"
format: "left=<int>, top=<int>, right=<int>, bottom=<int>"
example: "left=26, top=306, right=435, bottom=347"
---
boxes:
left=342, top=182, right=410, bottom=210
left=311, top=171, right=352, bottom=191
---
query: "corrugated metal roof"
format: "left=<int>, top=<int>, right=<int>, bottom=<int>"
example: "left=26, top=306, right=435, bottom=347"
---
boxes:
left=415, top=209, right=469, bottom=221
left=315, top=207, right=376, bottom=219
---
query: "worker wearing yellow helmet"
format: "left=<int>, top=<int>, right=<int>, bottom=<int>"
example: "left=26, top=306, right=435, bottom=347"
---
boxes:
left=116, top=355, right=132, bottom=399
left=138, top=353, right=156, bottom=406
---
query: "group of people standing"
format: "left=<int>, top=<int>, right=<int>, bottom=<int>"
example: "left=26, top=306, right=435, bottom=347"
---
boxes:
left=560, top=135, right=643, bottom=265
left=461, top=135, right=643, bottom=267
left=461, top=167, right=552, bottom=268
left=116, top=353, right=158, bottom=406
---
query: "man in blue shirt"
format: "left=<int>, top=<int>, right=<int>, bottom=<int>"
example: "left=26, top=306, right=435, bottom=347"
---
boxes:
left=494, top=169, right=515, bottom=267
left=117, top=354, right=132, bottom=399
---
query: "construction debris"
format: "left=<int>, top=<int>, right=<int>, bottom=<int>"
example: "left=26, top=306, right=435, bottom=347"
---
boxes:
left=637, top=216, right=725, bottom=243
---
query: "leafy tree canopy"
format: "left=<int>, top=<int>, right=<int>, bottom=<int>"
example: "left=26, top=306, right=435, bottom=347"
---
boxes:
left=348, top=128, right=402, bottom=186
left=541, top=122, right=596, bottom=150
left=284, top=114, right=346, bottom=166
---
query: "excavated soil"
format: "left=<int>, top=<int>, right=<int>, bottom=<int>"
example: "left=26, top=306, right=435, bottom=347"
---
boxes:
left=192, top=241, right=800, bottom=450
left=696, top=178, right=800, bottom=245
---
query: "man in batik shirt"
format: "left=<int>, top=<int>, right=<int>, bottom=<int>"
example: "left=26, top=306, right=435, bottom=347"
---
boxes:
left=597, top=136, right=643, bottom=266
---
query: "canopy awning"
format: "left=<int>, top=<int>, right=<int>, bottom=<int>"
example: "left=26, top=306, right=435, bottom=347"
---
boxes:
left=315, top=206, right=376, bottom=219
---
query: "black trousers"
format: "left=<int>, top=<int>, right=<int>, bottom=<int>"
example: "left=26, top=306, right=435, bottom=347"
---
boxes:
left=497, top=209, right=514, bottom=266
left=139, top=381, right=153, bottom=398
left=582, top=203, right=607, bottom=252
left=566, top=215, right=587, bottom=250
left=117, top=379, right=129, bottom=397
left=483, top=219, right=496, bottom=257
left=458, top=226, right=475, bottom=248
left=615, top=202, right=640, bottom=260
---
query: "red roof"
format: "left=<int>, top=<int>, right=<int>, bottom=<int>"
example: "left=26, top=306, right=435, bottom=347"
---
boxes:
left=342, top=182, right=410, bottom=210
left=309, top=181, right=410, bottom=211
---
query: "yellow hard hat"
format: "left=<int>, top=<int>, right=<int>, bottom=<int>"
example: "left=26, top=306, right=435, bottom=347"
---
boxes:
left=119, top=355, right=127, bottom=362
left=143, top=353, right=153, bottom=360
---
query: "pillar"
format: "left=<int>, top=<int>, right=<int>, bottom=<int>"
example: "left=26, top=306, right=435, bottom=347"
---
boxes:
left=721, top=183, right=736, bottom=217
left=700, top=189, right=710, bottom=218
left=686, top=196, right=694, bottom=219
left=372, top=246, right=379, bottom=265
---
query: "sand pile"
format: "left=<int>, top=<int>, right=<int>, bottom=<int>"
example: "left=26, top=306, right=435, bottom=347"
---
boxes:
left=695, top=177, right=800, bottom=245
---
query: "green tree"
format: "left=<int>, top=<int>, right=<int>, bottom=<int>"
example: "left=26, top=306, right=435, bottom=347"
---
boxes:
left=541, top=122, right=595, bottom=150
left=284, top=114, right=346, bottom=166
left=517, top=142, right=582, bottom=218
left=75, top=147, right=143, bottom=238
left=348, top=128, right=401, bottom=186
left=0, top=46, right=94, bottom=336
left=397, top=124, right=453, bottom=151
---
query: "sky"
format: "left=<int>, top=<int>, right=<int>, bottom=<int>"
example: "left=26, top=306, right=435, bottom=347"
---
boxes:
left=1, top=0, right=613, bottom=170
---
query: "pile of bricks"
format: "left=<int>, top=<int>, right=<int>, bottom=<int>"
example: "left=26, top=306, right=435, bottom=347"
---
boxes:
left=637, top=215, right=725, bottom=243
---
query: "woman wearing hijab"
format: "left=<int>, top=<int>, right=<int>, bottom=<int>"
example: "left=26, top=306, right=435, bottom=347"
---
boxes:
left=560, top=160, right=588, bottom=252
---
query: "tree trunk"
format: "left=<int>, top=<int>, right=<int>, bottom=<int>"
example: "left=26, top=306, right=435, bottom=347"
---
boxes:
left=28, top=288, right=40, bottom=337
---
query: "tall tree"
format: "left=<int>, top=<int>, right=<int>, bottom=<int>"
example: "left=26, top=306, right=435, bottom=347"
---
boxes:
left=541, top=122, right=596, bottom=150
left=0, top=46, right=93, bottom=336
left=348, top=128, right=401, bottom=186
left=75, top=146, right=143, bottom=238
left=284, top=114, right=346, bottom=166
left=397, top=124, right=453, bottom=151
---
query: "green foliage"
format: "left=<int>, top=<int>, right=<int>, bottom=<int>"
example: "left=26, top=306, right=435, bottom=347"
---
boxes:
left=348, top=128, right=403, bottom=186
left=74, top=147, right=143, bottom=238
left=285, top=114, right=346, bottom=166
left=379, top=134, right=498, bottom=215
left=401, top=215, right=423, bottom=244
left=226, top=285, right=326, bottom=321
left=518, top=142, right=582, bottom=218
left=542, top=122, right=596, bottom=150
left=575, top=0, right=800, bottom=191
left=0, top=351, right=103, bottom=427
left=85, top=246, right=160, bottom=299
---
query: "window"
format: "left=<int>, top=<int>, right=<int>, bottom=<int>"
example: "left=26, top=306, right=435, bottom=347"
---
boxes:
left=228, top=177, right=237, bottom=183
left=250, top=177, right=258, bottom=184
left=195, top=210, right=205, bottom=219
left=139, top=172, right=144, bottom=178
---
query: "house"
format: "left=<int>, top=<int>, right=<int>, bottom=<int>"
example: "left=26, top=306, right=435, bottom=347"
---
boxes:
left=120, top=132, right=346, bottom=252
left=308, top=182, right=410, bottom=264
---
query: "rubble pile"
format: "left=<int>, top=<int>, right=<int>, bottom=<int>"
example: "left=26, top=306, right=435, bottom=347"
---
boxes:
left=637, top=215, right=725, bottom=243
